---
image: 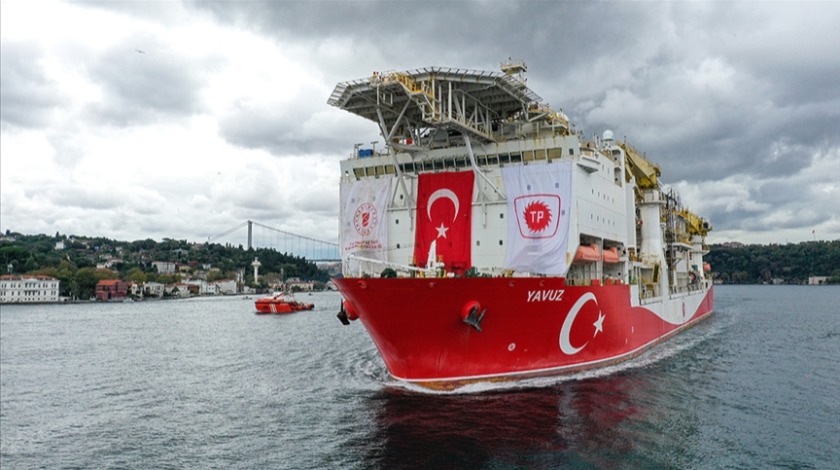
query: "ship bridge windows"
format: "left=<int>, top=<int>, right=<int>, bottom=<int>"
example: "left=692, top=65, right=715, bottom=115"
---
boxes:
left=399, top=162, right=415, bottom=173
left=498, top=153, right=523, bottom=165
left=442, top=156, right=467, bottom=169
left=352, top=165, right=397, bottom=178
left=391, top=148, right=560, bottom=175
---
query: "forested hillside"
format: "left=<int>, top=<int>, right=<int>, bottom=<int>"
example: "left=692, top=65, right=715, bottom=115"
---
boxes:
left=0, top=231, right=331, bottom=299
left=706, top=240, right=840, bottom=284
left=3, top=232, right=837, bottom=297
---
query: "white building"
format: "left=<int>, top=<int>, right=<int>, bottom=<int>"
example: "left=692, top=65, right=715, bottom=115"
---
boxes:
left=167, top=283, right=193, bottom=298
left=215, top=279, right=237, bottom=295
left=153, top=261, right=176, bottom=274
left=286, top=277, right=315, bottom=292
left=143, top=281, right=165, bottom=298
left=129, top=282, right=143, bottom=297
left=0, top=275, right=61, bottom=303
left=184, top=279, right=220, bottom=295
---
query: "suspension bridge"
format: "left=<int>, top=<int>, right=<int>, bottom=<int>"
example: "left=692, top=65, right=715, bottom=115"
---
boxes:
left=208, top=220, right=340, bottom=262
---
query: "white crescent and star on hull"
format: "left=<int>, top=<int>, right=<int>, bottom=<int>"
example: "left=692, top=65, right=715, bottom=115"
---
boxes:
left=559, top=292, right=606, bottom=355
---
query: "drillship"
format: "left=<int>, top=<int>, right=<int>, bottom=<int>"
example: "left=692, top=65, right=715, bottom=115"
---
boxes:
left=329, top=61, right=713, bottom=390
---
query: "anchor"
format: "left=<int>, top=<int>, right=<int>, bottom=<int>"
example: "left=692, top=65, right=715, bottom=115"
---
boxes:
left=336, top=302, right=350, bottom=325
left=461, top=304, right=486, bottom=332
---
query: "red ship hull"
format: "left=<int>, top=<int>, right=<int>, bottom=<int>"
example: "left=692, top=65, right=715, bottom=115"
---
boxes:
left=335, top=277, right=713, bottom=390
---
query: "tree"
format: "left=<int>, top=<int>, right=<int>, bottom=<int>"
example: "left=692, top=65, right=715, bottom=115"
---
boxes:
left=125, top=268, right=147, bottom=284
left=74, top=267, right=99, bottom=300
left=206, top=270, right=227, bottom=282
left=24, top=255, right=38, bottom=272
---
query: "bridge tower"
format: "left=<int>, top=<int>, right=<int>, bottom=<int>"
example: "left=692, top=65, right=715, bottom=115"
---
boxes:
left=247, top=220, right=253, bottom=250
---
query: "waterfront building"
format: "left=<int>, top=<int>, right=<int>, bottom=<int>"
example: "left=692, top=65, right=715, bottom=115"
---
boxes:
left=143, top=281, right=165, bottom=298
left=95, top=279, right=128, bottom=301
left=184, top=279, right=219, bottom=295
left=215, top=279, right=237, bottom=295
left=0, top=275, right=61, bottom=303
left=286, top=277, right=315, bottom=292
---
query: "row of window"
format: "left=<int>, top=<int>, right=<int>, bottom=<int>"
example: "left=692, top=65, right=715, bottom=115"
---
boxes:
left=0, top=282, right=58, bottom=288
left=1, top=291, right=59, bottom=296
left=352, top=148, right=573, bottom=178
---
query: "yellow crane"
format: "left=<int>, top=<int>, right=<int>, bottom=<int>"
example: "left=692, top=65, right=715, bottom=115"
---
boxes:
left=619, top=141, right=661, bottom=190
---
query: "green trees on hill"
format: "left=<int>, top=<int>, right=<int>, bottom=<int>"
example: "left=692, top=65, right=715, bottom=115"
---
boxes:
left=705, top=240, right=840, bottom=284
left=0, top=232, right=330, bottom=298
left=4, top=232, right=838, bottom=292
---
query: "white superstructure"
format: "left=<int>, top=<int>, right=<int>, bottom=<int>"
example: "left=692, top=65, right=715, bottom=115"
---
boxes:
left=329, top=62, right=712, bottom=301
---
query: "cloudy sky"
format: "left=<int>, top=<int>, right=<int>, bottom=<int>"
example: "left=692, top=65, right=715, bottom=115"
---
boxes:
left=2, top=0, right=838, bottom=248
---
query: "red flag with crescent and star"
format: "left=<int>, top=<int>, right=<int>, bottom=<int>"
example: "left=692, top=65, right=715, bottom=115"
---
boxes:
left=413, top=170, right=474, bottom=274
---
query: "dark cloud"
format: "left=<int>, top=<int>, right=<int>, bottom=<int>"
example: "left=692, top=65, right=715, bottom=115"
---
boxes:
left=195, top=0, right=839, bottom=185
left=193, top=0, right=648, bottom=73
left=2, top=1, right=837, bottom=244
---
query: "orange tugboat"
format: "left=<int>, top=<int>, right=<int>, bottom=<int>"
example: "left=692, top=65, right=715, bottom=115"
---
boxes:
left=254, top=292, right=314, bottom=314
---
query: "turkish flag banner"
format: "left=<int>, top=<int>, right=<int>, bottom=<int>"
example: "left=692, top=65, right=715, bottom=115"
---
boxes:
left=413, top=170, right=474, bottom=274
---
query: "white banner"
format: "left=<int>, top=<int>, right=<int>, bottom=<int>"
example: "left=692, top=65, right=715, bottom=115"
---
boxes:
left=502, top=162, right=573, bottom=275
left=339, top=177, right=393, bottom=265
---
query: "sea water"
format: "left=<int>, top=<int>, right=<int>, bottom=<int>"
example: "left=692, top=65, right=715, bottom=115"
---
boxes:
left=1, top=286, right=838, bottom=469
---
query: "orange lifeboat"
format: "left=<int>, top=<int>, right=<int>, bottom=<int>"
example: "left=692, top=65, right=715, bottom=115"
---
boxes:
left=602, top=247, right=620, bottom=263
left=574, top=244, right=601, bottom=262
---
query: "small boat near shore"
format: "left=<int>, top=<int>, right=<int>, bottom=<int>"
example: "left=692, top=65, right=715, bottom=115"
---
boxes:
left=254, top=292, right=314, bottom=314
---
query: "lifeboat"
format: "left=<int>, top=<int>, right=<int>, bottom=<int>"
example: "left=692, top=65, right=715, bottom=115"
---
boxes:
left=574, top=244, right=601, bottom=262
left=255, top=292, right=314, bottom=314
left=602, top=246, right=620, bottom=263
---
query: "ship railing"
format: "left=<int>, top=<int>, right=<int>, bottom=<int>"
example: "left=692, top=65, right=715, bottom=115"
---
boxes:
left=667, top=278, right=712, bottom=297
left=343, top=254, right=437, bottom=278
